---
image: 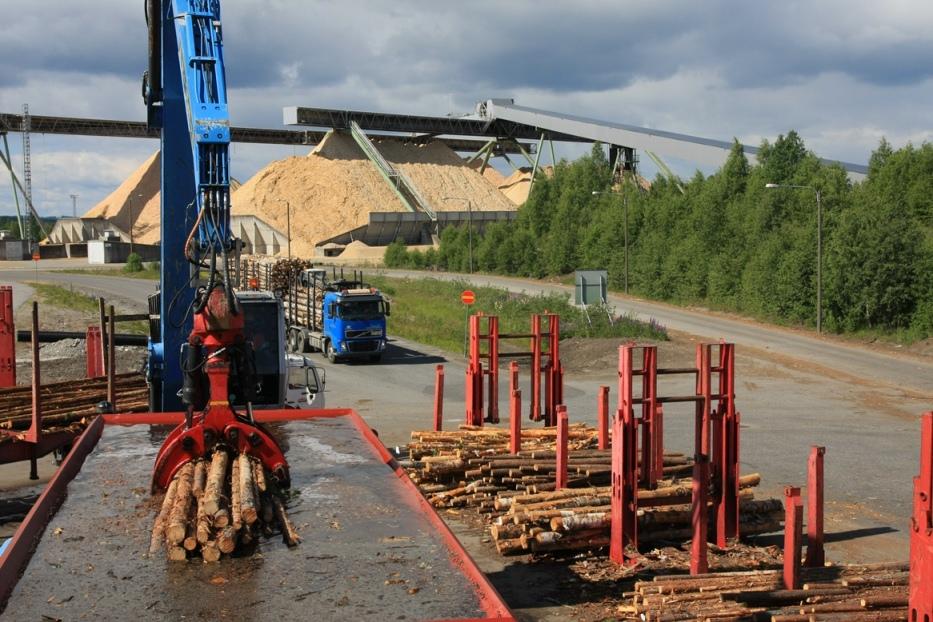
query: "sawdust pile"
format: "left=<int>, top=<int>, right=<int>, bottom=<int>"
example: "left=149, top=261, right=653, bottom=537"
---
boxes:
left=232, top=131, right=515, bottom=257
left=82, top=153, right=243, bottom=245
left=82, top=151, right=162, bottom=244
left=497, top=166, right=554, bottom=205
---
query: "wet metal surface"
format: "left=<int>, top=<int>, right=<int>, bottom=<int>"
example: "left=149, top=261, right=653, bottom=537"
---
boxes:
left=5, top=417, right=486, bottom=620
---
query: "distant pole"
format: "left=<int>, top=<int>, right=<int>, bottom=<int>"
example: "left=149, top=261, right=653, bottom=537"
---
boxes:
left=287, top=200, right=292, bottom=259
left=69, top=194, right=78, bottom=218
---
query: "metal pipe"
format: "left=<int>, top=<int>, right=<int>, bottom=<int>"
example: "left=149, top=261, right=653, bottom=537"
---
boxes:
left=16, top=330, right=147, bottom=346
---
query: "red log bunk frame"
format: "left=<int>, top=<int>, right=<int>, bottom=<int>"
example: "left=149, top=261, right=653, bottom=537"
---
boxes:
left=909, top=411, right=933, bottom=618
left=465, top=313, right=564, bottom=427
left=610, top=342, right=740, bottom=571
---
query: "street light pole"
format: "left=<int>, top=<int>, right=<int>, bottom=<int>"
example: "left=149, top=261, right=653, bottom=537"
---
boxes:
left=765, top=183, right=823, bottom=333
left=286, top=200, right=291, bottom=259
left=442, top=196, right=473, bottom=273
left=592, top=190, right=629, bottom=294
left=69, top=193, right=78, bottom=218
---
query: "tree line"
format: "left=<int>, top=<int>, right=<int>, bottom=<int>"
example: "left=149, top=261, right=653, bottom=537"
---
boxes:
left=385, top=133, right=932, bottom=340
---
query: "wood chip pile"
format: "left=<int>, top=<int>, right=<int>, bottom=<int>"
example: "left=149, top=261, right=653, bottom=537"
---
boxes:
left=150, top=449, right=300, bottom=563
left=405, top=425, right=781, bottom=557
left=628, top=561, right=908, bottom=621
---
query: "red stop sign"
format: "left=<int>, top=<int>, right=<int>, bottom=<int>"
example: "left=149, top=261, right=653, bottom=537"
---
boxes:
left=460, top=290, right=476, bottom=305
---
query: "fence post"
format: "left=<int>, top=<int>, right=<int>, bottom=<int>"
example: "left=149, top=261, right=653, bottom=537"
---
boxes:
left=487, top=316, right=499, bottom=423
left=433, top=364, right=444, bottom=432
left=784, top=486, right=803, bottom=589
left=556, top=405, right=568, bottom=489
left=910, top=412, right=933, bottom=619
left=0, top=286, right=15, bottom=388
left=510, top=390, right=522, bottom=454
left=530, top=314, right=542, bottom=421
left=86, top=326, right=104, bottom=378
left=598, top=385, right=609, bottom=451
left=806, top=445, right=825, bottom=567
left=107, top=305, right=116, bottom=409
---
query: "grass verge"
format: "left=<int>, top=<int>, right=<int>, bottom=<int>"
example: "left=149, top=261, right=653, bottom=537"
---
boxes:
left=368, top=275, right=668, bottom=354
left=27, top=282, right=149, bottom=335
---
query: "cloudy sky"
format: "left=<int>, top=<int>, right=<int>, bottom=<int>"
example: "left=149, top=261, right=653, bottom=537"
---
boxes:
left=2, top=0, right=932, bottom=217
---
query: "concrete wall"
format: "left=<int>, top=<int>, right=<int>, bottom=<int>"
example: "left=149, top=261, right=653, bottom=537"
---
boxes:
left=0, top=240, right=29, bottom=260
left=88, top=241, right=160, bottom=264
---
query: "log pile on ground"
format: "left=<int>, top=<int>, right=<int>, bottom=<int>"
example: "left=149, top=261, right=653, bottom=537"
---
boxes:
left=150, top=450, right=300, bottom=562
left=628, top=561, right=908, bottom=621
left=0, top=372, right=148, bottom=432
left=405, top=424, right=780, bottom=557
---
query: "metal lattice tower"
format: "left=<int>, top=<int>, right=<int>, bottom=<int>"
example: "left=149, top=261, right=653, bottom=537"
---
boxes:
left=21, top=104, right=32, bottom=243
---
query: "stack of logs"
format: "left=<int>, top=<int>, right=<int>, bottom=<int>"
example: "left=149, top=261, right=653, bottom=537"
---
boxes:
left=405, top=425, right=783, bottom=556
left=0, top=372, right=148, bottom=433
left=149, top=449, right=300, bottom=562
left=239, top=256, right=312, bottom=294
left=629, top=562, right=908, bottom=621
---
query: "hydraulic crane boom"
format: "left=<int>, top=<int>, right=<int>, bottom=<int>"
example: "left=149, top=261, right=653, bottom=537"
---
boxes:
left=144, top=0, right=236, bottom=411
left=143, top=0, right=289, bottom=491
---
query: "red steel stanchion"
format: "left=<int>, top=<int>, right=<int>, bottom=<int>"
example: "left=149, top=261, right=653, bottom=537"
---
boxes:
left=433, top=364, right=444, bottom=432
left=510, top=390, right=522, bottom=454
left=465, top=314, right=484, bottom=426
left=598, top=385, right=609, bottom=451
left=783, top=486, right=803, bottom=589
left=610, top=345, right=638, bottom=565
left=713, top=342, right=740, bottom=546
left=86, top=326, right=105, bottom=378
left=806, top=445, right=825, bottom=567
left=555, top=405, right=568, bottom=489
left=909, top=412, right=933, bottom=619
left=640, top=346, right=660, bottom=488
left=690, top=344, right=712, bottom=575
left=486, top=315, right=499, bottom=423
left=530, top=314, right=542, bottom=421
left=0, top=285, right=15, bottom=388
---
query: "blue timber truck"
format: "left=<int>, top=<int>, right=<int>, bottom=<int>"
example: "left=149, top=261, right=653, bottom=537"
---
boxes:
left=245, top=265, right=390, bottom=363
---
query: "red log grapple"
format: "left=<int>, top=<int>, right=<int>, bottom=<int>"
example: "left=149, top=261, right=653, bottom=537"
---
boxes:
left=151, top=286, right=289, bottom=492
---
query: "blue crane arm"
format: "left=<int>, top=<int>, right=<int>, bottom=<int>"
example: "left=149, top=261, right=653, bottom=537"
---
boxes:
left=144, top=0, right=235, bottom=411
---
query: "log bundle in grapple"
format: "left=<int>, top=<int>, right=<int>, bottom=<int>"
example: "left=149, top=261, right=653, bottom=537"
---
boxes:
left=150, top=449, right=300, bottom=562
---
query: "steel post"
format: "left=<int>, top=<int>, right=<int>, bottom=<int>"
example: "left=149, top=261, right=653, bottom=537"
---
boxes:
left=0, top=286, right=14, bottom=388
left=433, top=364, right=444, bottom=432
left=713, top=342, right=739, bottom=546
left=598, top=385, right=609, bottom=451
left=610, top=345, right=638, bottom=564
left=27, top=302, right=41, bottom=447
left=556, top=405, right=568, bottom=490
left=640, top=346, right=660, bottom=488
left=910, top=412, right=933, bottom=619
left=85, top=326, right=104, bottom=378
left=547, top=314, right=562, bottom=426
left=107, top=306, right=116, bottom=409
left=510, top=390, right=522, bottom=455
left=487, top=316, right=499, bottom=423
left=806, top=445, right=825, bottom=567
left=690, top=344, right=712, bottom=575
left=530, top=315, right=541, bottom=421
left=784, top=486, right=803, bottom=589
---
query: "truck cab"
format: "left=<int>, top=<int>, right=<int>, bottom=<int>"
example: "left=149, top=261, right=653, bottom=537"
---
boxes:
left=321, top=288, right=389, bottom=363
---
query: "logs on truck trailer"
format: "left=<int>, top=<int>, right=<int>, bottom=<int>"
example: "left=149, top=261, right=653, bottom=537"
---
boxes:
left=150, top=449, right=300, bottom=562
left=404, top=425, right=780, bottom=557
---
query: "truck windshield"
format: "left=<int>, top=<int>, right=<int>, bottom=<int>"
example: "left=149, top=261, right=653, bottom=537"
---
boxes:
left=337, top=300, right=384, bottom=321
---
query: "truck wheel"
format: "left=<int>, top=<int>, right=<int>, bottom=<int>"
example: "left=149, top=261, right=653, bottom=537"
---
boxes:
left=325, top=341, right=338, bottom=363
